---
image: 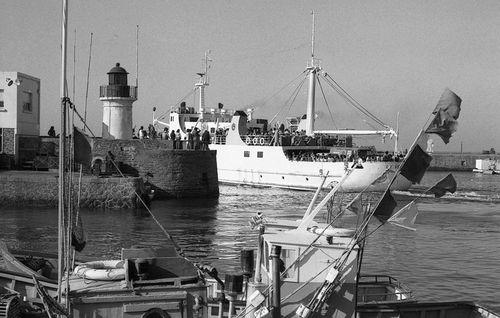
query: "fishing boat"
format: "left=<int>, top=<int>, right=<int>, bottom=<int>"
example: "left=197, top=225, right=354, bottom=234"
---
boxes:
left=153, top=16, right=412, bottom=192
left=473, top=158, right=500, bottom=174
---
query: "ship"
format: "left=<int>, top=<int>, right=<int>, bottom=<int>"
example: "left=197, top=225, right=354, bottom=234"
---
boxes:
left=154, top=17, right=412, bottom=192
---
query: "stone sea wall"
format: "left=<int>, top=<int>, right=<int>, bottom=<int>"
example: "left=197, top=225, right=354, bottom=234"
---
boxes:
left=92, top=139, right=219, bottom=198
left=0, top=171, right=145, bottom=209
left=429, top=152, right=500, bottom=171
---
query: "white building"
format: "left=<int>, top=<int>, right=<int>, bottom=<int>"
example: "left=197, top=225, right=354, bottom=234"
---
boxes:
left=0, top=72, right=41, bottom=166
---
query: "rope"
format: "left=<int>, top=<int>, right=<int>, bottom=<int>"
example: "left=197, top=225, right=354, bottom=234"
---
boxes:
left=32, top=275, right=69, bottom=317
left=155, top=88, right=196, bottom=122
left=267, top=71, right=308, bottom=125
left=316, top=76, right=337, bottom=129
left=323, top=73, right=388, bottom=128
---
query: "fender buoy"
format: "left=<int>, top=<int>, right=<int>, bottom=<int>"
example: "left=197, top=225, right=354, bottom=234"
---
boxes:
left=259, top=138, right=265, bottom=145
left=252, top=138, right=258, bottom=145
left=245, top=137, right=252, bottom=145
left=73, top=260, right=126, bottom=281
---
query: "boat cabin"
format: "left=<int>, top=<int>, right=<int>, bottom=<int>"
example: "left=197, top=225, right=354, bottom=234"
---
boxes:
left=67, top=246, right=208, bottom=318
left=256, top=228, right=359, bottom=318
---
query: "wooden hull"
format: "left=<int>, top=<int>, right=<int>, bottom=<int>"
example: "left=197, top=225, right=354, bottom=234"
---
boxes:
left=0, top=268, right=58, bottom=303
left=0, top=241, right=58, bottom=282
left=358, top=301, right=499, bottom=318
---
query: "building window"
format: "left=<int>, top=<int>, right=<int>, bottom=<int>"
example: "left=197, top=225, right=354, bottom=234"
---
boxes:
left=22, top=91, right=32, bottom=112
left=244, top=151, right=250, bottom=157
left=257, top=151, right=263, bottom=158
left=0, top=128, right=2, bottom=152
left=0, top=89, right=4, bottom=108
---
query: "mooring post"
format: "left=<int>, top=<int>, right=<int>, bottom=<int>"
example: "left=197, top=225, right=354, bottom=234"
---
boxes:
left=270, top=245, right=282, bottom=318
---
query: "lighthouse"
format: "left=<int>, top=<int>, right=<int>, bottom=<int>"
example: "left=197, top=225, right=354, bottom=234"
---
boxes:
left=100, top=63, right=137, bottom=139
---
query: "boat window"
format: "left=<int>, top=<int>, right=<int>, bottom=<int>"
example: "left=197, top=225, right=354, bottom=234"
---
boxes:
left=264, top=242, right=269, bottom=271
left=281, top=247, right=298, bottom=282
left=257, top=151, right=263, bottom=158
left=244, top=151, right=250, bottom=157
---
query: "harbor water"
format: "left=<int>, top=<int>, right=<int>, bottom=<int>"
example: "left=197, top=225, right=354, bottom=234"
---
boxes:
left=0, top=171, right=499, bottom=311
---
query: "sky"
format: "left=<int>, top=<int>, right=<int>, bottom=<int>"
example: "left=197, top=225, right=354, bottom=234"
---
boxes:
left=1, top=0, right=499, bottom=152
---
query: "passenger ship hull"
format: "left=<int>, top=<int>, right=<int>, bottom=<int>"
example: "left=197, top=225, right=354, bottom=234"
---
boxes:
left=211, top=144, right=412, bottom=191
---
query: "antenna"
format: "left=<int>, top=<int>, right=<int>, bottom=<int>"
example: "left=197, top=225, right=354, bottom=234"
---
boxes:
left=311, top=10, right=315, bottom=65
left=136, top=25, right=139, bottom=88
left=394, top=112, right=400, bottom=154
left=72, top=28, right=76, bottom=102
left=195, top=50, right=212, bottom=115
left=200, top=49, right=212, bottom=85
left=83, top=32, right=93, bottom=131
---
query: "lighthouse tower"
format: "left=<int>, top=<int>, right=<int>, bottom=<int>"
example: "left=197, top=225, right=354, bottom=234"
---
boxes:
left=100, top=63, right=137, bottom=139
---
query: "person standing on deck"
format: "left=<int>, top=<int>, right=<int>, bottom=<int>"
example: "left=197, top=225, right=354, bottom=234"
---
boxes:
left=170, top=129, right=176, bottom=149
left=273, top=128, right=280, bottom=146
left=138, top=126, right=145, bottom=139
left=194, top=128, right=201, bottom=150
left=175, top=129, right=182, bottom=149
left=201, top=129, right=210, bottom=150
left=162, top=127, right=169, bottom=140
left=187, top=129, right=193, bottom=150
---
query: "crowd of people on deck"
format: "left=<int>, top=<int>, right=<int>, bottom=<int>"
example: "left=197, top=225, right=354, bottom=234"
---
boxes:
left=133, top=125, right=211, bottom=150
left=246, top=126, right=348, bottom=148
left=286, top=150, right=405, bottom=163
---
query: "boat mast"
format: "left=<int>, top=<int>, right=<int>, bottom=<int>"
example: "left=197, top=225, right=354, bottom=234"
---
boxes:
left=195, top=50, right=211, bottom=119
left=305, top=11, right=319, bottom=136
left=58, top=0, right=68, bottom=303
left=394, top=111, right=400, bottom=154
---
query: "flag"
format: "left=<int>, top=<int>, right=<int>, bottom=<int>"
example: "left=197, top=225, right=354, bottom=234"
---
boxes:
left=71, top=214, right=86, bottom=252
left=73, top=127, right=92, bottom=166
left=388, top=200, right=419, bottom=231
left=400, top=144, right=432, bottom=184
left=371, top=168, right=392, bottom=185
left=428, top=173, right=457, bottom=198
left=346, top=194, right=362, bottom=214
left=373, top=189, right=397, bottom=223
left=425, top=88, right=462, bottom=144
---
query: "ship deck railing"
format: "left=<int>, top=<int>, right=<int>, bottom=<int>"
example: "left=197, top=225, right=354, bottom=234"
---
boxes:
left=357, top=274, right=414, bottom=304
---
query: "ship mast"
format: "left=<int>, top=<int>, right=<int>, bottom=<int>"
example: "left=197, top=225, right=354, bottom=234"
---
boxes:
left=195, top=50, right=211, bottom=119
left=305, top=11, right=320, bottom=136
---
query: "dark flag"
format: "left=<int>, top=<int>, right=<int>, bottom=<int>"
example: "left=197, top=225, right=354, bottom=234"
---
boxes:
left=428, top=173, right=457, bottom=198
left=400, top=144, right=432, bottom=184
left=373, top=189, right=398, bottom=223
left=71, top=214, right=86, bottom=252
left=73, top=127, right=92, bottom=166
left=425, top=88, right=462, bottom=144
